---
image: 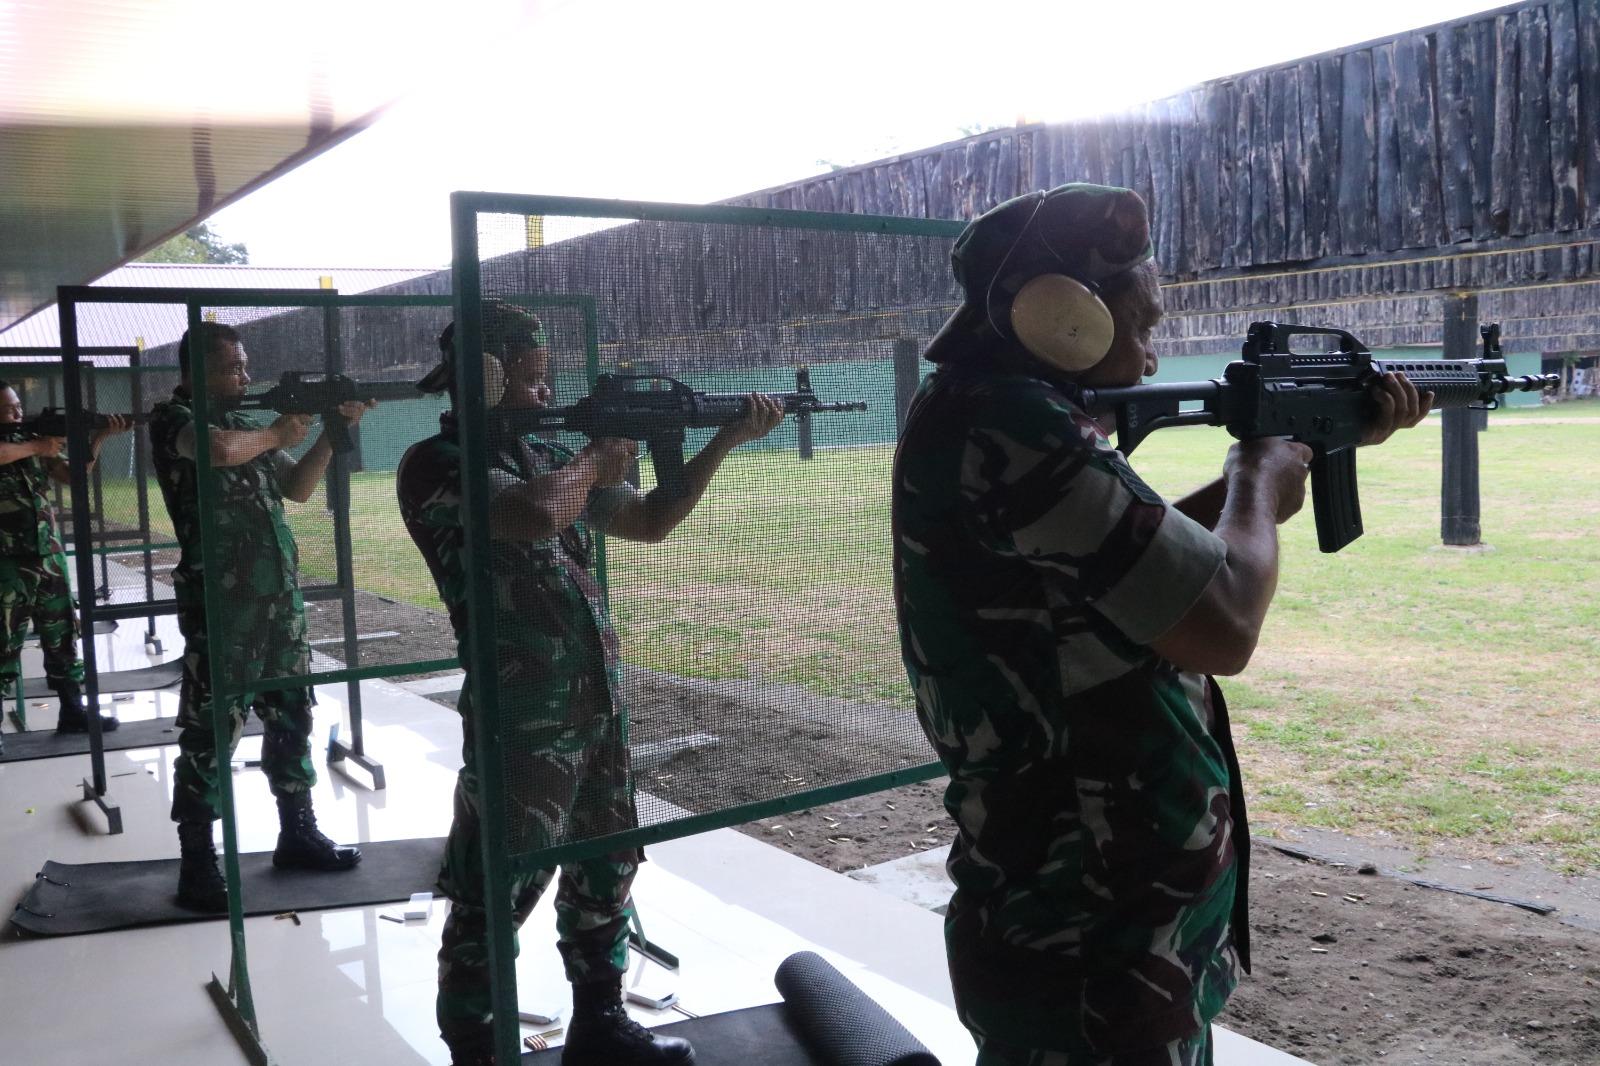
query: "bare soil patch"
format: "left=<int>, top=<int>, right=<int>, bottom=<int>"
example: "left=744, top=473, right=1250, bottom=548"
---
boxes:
left=168, top=587, right=1600, bottom=1065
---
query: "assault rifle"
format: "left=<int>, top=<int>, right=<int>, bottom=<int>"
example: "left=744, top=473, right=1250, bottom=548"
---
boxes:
left=1074, top=322, right=1556, bottom=553
left=223, top=371, right=424, bottom=454
left=489, top=368, right=868, bottom=497
left=0, top=409, right=146, bottom=443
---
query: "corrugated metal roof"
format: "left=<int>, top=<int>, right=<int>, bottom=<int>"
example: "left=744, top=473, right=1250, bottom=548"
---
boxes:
left=0, top=1, right=522, bottom=332
left=0, top=263, right=437, bottom=352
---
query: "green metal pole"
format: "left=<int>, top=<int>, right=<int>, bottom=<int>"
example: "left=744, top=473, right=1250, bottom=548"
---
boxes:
left=188, top=302, right=264, bottom=1046
left=452, top=194, right=523, bottom=1066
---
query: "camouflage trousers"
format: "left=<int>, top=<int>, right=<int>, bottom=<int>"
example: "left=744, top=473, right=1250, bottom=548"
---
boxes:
left=169, top=590, right=317, bottom=824
left=436, top=663, right=641, bottom=1053
left=975, top=1025, right=1213, bottom=1066
left=0, top=551, right=84, bottom=692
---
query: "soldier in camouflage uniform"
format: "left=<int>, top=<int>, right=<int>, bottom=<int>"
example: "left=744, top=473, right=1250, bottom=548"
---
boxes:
left=893, top=185, right=1431, bottom=1065
left=0, top=380, right=132, bottom=742
left=149, top=323, right=372, bottom=912
left=397, top=305, right=780, bottom=1066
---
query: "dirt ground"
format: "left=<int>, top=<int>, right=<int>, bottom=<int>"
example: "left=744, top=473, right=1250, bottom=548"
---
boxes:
left=746, top=777, right=1600, bottom=1066
left=263, top=593, right=1600, bottom=1064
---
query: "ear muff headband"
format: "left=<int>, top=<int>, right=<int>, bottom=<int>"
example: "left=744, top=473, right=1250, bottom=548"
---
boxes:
left=1010, top=274, right=1114, bottom=373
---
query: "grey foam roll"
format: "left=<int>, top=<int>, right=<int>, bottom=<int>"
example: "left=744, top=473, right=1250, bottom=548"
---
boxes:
left=774, top=950, right=941, bottom=1066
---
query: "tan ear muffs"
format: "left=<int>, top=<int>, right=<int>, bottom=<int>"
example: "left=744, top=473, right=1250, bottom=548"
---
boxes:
left=482, top=352, right=507, bottom=408
left=1009, top=273, right=1114, bottom=373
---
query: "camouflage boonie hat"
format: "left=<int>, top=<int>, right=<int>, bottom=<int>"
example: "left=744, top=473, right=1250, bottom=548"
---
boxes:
left=419, top=301, right=549, bottom=393
left=924, top=183, right=1154, bottom=363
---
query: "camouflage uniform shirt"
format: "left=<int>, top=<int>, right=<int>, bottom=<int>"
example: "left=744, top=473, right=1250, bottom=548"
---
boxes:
left=397, top=413, right=632, bottom=727
left=148, top=387, right=300, bottom=604
left=893, top=363, right=1245, bottom=1057
left=0, top=441, right=64, bottom=557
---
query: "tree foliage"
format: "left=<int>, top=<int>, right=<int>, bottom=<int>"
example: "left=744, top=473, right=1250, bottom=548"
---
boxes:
left=138, top=223, right=249, bottom=265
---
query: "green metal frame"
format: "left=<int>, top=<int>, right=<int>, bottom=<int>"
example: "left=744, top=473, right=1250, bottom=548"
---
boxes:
left=57, top=283, right=476, bottom=1064
left=452, top=192, right=959, bottom=1064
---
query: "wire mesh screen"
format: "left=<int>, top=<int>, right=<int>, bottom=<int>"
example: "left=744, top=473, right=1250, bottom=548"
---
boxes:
left=456, top=197, right=963, bottom=867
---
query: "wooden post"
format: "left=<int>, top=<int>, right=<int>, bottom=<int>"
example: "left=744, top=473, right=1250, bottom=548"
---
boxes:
left=894, top=337, right=921, bottom=437
left=1441, top=294, right=1481, bottom=546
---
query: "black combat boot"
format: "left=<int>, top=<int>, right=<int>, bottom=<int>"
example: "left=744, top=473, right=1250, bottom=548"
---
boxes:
left=440, top=1040, right=494, bottom=1066
left=175, top=820, right=228, bottom=912
left=271, top=792, right=362, bottom=871
left=52, top=679, right=119, bottom=734
left=562, top=977, right=694, bottom=1065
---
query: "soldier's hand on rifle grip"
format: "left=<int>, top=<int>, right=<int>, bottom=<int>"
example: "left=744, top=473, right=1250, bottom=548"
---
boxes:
left=1361, top=372, right=1434, bottom=446
left=1225, top=437, right=1314, bottom=525
left=585, top=438, right=638, bottom=488
left=273, top=413, right=312, bottom=449
left=33, top=436, right=66, bottom=458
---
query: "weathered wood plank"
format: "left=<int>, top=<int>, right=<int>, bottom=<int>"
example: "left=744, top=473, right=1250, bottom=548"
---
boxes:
left=1489, top=14, right=1520, bottom=235
left=1276, top=67, right=1308, bottom=260
left=1393, top=33, right=1444, bottom=248
left=1514, top=7, right=1554, bottom=235
left=1318, top=54, right=1345, bottom=255
left=1373, top=42, right=1405, bottom=249
left=1256, top=69, right=1286, bottom=263
left=1467, top=18, right=1500, bottom=240
left=1437, top=24, right=1476, bottom=242
left=993, top=133, right=1021, bottom=206
left=1337, top=48, right=1377, bottom=254
left=1547, top=0, right=1583, bottom=229
left=1145, top=98, right=1176, bottom=270
left=1133, top=105, right=1157, bottom=244
left=1172, top=91, right=1200, bottom=275
left=1079, top=121, right=1107, bottom=187
left=1233, top=76, right=1258, bottom=266
left=1295, top=62, right=1327, bottom=258
left=1582, top=0, right=1600, bottom=226
left=1199, top=80, right=1231, bottom=269
left=1100, top=114, right=1132, bottom=191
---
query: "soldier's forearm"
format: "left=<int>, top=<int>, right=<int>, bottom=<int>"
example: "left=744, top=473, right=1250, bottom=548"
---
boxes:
left=489, top=457, right=601, bottom=542
left=208, top=426, right=284, bottom=468
left=0, top=442, right=40, bottom=466
left=283, top=434, right=335, bottom=503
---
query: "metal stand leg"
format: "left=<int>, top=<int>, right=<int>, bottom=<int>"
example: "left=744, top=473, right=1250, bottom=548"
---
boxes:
left=79, top=777, right=123, bottom=835
left=7, top=676, right=27, bottom=732
left=627, top=912, right=681, bottom=972
left=206, top=971, right=278, bottom=1066
left=326, top=721, right=386, bottom=791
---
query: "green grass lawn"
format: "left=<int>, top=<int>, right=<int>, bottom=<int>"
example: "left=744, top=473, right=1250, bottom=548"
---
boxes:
left=100, top=403, right=1600, bottom=869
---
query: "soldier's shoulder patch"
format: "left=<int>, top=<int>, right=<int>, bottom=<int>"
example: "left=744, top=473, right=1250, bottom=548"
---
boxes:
left=1105, top=451, right=1166, bottom=508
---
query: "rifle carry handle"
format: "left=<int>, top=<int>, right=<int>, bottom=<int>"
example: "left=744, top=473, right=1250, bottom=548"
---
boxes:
left=1245, top=322, right=1367, bottom=357
left=1310, top=446, right=1363, bottom=553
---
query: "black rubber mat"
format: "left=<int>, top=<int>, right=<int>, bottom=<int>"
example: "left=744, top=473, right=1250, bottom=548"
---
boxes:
left=9, top=836, right=446, bottom=936
left=522, top=1004, right=822, bottom=1065
left=0, top=712, right=263, bottom=763
left=21, top=657, right=182, bottom=694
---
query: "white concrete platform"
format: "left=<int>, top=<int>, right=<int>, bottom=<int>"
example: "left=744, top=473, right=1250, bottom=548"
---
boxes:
left=0, top=608, right=1312, bottom=1065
